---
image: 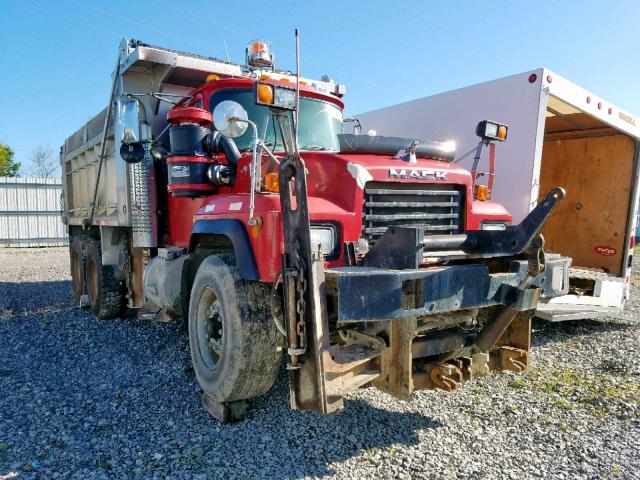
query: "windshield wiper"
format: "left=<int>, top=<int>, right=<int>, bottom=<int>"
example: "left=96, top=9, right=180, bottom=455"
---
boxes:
left=240, top=141, right=276, bottom=153
left=300, top=145, right=329, bottom=151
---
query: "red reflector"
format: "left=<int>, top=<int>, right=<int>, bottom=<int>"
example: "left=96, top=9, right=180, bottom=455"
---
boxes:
left=631, top=236, right=636, bottom=249
left=546, top=75, right=552, bottom=83
left=528, top=74, right=537, bottom=83
left=586, top=96, right=591, bottom=104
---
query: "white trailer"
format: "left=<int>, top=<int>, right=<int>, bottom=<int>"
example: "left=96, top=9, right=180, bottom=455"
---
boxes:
left=357, top=69, right=640, bottom=321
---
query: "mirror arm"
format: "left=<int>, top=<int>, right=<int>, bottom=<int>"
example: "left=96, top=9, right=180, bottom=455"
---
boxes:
left=229, top=117, right=260, bottom=226
left=256, top=140, right=280, bottom=165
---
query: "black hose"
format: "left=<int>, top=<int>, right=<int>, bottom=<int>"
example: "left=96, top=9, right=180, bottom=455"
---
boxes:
left=218, top=135, right=241, bottom=165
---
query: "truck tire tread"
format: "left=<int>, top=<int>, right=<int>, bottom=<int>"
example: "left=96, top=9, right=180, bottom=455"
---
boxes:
left=85, top=238, right=126, bottom=320
left=188, top=254, right=282, bottom=403
left=69, top=235, right=86, bottom=299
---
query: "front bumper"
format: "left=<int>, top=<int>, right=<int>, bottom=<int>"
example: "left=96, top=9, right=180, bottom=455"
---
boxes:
left=331, top=187, right=570, bottom=322
left=329, top=255, right=571, bottom=322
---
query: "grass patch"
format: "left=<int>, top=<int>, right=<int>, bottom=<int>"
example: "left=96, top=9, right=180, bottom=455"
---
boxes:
left=612, top=463, right=623, bottom=477
left=508, top=377, right=526, bottom=389
left=553, top=398, right=573, bottom=411
left=508, top=367, right=640, bottom=417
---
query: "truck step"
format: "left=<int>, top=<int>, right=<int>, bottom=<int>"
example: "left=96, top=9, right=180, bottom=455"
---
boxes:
left=569, top=267, right=610, bottom=281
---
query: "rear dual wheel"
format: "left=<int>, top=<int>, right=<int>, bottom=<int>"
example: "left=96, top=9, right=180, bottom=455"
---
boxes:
left=69, top=235, right=126, bottom=319
left=69, top=236, right=85, bottom=298
left=85, top=239, right=126, bottom=319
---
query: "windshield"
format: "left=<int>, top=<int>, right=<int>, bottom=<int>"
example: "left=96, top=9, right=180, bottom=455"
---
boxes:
left=209, top=89, right=343, bottom=151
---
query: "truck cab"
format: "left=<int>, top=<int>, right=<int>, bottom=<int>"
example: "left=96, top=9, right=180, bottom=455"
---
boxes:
left=164, top=76, right=513, bottom=282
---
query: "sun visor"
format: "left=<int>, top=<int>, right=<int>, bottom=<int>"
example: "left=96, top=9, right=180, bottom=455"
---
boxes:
left=337, top=134, right=455, bottom=162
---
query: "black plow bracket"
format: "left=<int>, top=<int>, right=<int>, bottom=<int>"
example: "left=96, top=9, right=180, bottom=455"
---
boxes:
left=364, top=187, right=566, bottom=269
left=277, top=113, right=338, bottom=414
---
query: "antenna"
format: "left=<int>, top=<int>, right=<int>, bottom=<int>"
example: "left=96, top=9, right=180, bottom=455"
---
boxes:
left=294, top=28, right=300, bottom=150
left=223, top=39, right=230, bottom=62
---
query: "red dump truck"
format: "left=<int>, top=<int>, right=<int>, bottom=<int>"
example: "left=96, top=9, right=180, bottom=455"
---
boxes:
left=61, top=38, right=570, bottom=422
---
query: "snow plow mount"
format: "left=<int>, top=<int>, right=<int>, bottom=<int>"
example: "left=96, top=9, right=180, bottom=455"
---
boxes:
left=363, top=187, right=566, bottom=268
left=278, top=177, right=568, bottom=414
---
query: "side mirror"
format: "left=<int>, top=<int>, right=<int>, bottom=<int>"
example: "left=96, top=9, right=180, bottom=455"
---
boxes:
left=119, top=97, right=141, bottom=144
left=118, top=97, right=145, bottom=164
left=212, top=100, right=249, bottom=138
left=120, top=142, right=145, bottom=164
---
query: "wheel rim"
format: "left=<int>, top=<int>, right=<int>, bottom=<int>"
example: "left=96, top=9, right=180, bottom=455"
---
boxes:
left=87, top=259, right=99, bottom=302
left=196, top=287, right=224, bottom=370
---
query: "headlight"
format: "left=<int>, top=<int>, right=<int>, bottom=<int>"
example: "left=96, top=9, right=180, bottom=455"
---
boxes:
left=310, top=224, right=339, bottom=259
left=274, top=87, right=296, bottom=109
left=476, top=120, right=508, bottom=142
left=480, top=222, right=508, bottom=231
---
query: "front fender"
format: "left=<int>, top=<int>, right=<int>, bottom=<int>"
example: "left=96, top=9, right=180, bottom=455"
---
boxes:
left=190, top=219, right=259, bottom=281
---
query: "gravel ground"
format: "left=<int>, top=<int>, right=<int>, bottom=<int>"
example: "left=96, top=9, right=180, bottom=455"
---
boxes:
left=1, top=247, right=639, bottom=479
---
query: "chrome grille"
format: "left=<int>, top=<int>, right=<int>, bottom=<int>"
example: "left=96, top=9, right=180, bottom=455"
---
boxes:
left=362, top=182, right=462, bottom=245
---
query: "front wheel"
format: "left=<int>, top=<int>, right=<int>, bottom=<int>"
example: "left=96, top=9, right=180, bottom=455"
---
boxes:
left=188, top=255, right=282, bottom=403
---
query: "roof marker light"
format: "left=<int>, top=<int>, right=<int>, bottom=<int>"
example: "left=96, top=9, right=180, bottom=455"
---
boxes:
left=586, top=96, right=591, bottom=104
left=246, top=40, right=274, bottom=69
left=546, top=75, right=553, bottom=83
left=597, top=102, right=602, bottom=110
left=528, top=73, right=537, bottom=83
left=608, top=107, right=613, bottom=115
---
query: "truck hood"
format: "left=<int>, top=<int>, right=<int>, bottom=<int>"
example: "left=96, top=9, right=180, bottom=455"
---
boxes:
left=293, top=151, right=476, bottom=252
left=302, top=151, right=472, bottom=210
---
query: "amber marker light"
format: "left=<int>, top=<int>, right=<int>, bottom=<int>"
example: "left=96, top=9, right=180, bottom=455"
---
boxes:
left=476, top=120, right=508, bottom=143
left=476, top=185, right=490, bottom=201
left=497, top=125, right=508, bottom=141
left=257, top=83, right=274, bottom=105
left=251, top=217, right=263, bottom=238
left=264, top=172, right=279, bottom=193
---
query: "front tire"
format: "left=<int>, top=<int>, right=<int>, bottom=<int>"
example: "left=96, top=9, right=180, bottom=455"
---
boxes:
left=188, top=255, right=281, bottom=403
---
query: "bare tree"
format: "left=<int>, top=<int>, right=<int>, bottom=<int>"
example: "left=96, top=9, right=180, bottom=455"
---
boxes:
left=27, top=145, right=60, bottom=178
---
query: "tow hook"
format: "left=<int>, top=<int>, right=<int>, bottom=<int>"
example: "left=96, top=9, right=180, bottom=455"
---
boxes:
left=427, top=363, right=463, bottom=391
left=496, top=346, right=528, bottom=373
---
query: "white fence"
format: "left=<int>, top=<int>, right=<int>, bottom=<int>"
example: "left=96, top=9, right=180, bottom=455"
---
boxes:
left=0, top=177, right=68, bottom=247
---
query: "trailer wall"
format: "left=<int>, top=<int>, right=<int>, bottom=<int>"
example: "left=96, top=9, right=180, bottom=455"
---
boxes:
left=356, top=71, right=546, bottom=223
